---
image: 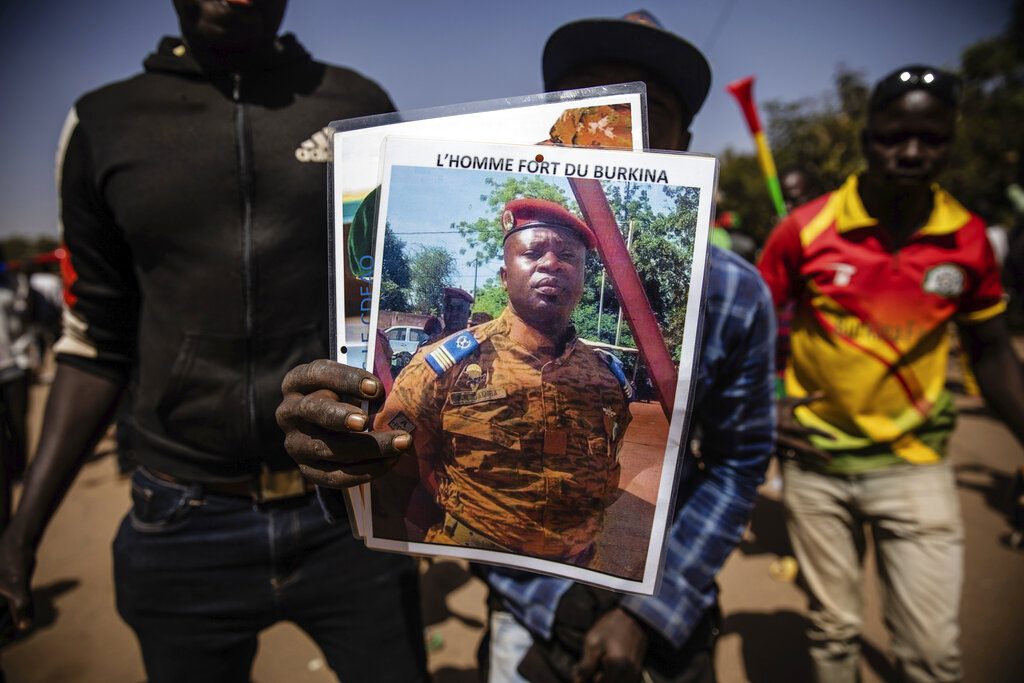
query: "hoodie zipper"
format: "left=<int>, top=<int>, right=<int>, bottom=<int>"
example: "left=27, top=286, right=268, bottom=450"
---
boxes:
left=233, top=73, right=257, bottom=443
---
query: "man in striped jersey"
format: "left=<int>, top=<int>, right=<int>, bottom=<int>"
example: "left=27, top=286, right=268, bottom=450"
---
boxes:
left=759, top=65, right=1024, bottom=683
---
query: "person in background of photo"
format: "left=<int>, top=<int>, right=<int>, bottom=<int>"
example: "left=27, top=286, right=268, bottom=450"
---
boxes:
left=469, top=311, right=495, bottom=327
left=759, top=65, right=1024, bottom=683
left=0, top=2, right=427, bottom=681
left=780, top=167, right=822, bottom=214
left=441, top=286, right=475, bottom=336
left=417, top=315, right=444, bottom=348
left=375, top=197, right=633, bottom=564
left=478, top=11, right=777, bottom=683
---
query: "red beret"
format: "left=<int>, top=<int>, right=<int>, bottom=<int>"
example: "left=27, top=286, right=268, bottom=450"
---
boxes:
left=442, top=287, right=474, bottom=303
left=501, top=198, right=596, bottom=249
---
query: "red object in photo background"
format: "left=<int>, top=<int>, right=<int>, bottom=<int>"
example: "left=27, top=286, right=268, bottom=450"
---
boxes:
left=568, top=177, right=677, bottom=420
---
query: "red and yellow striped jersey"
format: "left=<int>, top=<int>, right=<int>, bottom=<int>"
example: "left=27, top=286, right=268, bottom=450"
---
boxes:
left=758, top=175, right=1005, bottom=472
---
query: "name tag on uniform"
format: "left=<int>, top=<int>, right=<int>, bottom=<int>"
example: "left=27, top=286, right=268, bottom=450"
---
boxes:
left=449, top=386, right=508, bottom=406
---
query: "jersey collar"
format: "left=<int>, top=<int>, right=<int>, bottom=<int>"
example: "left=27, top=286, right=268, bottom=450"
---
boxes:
left=834, top=174, right=971, bottom=238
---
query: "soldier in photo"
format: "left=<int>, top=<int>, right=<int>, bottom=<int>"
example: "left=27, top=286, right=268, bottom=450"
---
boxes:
left=372, top=198, right=633, bottom=565
left=441, top=286, right=474, bottom=336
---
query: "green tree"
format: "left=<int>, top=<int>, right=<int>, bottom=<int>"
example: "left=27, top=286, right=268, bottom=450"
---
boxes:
left=455, top=176, right=574, bottom=266
left=379, top=225, right=411, bottom=311
left=765, top=65, right=868, bottom=191
left=455, top=178, right=698, bottom=356
left=472, top=278, right=508, bottom=319
left=718, top=149, right=776, bottom=244
left=409, top=246, right=456, bottom=314
left=586, top=182, right=697, bottom=355
left=720, top=2, right=1024, bottom=241
left=0, top=235, right=61, bottom=263
left=941, top=1, right=1024, bottom=226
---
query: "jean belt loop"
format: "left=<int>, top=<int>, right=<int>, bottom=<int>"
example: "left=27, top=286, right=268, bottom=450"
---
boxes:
left=186, top=482, right=203, bottom=507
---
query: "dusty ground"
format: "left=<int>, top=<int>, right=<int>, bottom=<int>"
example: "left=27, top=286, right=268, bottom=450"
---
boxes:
left=2, top=352, right=1023, bottom=682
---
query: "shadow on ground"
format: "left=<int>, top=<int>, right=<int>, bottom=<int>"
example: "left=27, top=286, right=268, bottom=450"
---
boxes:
left=724, top=610, right=897, bottom=683
left=954, top=462, right=1013, bottom=517
left=432, top=666, right=479, bottom=683
left=0, top=578, right=78, bottom=649
left=737, top=494, right=794, bottom=558
left=420, top=560, right=484, bottom=630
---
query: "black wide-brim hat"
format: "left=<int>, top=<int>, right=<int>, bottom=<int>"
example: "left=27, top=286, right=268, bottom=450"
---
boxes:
left=542, top=10, right=712, bottom=121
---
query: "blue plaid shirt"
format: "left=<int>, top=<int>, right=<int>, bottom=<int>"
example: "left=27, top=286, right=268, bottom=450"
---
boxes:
left=482, top=247, right=777, bottom=648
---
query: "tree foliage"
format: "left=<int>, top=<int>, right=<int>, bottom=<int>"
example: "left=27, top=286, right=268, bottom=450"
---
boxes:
left=718, top=66, right=869, bottom=244
left=454, top=176, right=699, bottom=360
left=409, top=245, right=457, bottom=314
left=379, top=225, right=411, bottom=311
left=0, top=235, right=60, bottom=263
left=942, top=1, right=1024, bottom=226
left=719, top=2, right=1024, bottom=241
left=455, top=177, right=575, bottom=265
left=472, top=277, right=509, bottom=319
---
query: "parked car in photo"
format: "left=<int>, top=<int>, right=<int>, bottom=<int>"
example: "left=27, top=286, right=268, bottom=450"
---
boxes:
left=385, top=325, right=430, bottom=358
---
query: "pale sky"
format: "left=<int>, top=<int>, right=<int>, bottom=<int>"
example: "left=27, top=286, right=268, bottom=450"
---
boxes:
left=0, top=0, right=1012, bottom=238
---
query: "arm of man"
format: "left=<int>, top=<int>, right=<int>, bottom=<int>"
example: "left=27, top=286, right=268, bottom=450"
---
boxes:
left=0, top=365, right=123, bottom=630
left=488, top=257, right=778, bottom=681
left=613, top=257, right=777, bottom=651
left=0, top=108, right=136, bottom=630
left=757, top=214, right=833, bottom=460
left=958, top=315, right=1024, bottom=447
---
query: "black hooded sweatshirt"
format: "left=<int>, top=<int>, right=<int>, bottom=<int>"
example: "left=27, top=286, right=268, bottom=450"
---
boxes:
left=55, top=35, right=394, bottom=481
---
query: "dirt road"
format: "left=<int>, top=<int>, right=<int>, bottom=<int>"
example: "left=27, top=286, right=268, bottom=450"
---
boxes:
left=3, top=370, right=1023, bottom=682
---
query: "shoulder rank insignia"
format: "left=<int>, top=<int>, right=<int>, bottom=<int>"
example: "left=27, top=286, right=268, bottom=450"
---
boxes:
left=593, top=348, right=635, bottom=402
left=425, top=331, right=479, bottom=376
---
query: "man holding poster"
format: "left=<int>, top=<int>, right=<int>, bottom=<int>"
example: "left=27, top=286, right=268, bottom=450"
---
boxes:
left=479, top=11, right=777, bottom=683
left=374, top=198, right=633, bottom=563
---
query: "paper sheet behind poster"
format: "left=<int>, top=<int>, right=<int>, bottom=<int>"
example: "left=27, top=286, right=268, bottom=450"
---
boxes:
left=363, top=138, right=716, bottom=595
left=328, top=85, right=648, bottom=534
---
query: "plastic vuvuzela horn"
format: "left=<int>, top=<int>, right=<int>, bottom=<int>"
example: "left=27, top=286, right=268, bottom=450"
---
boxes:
left=726, top=76, right=787, bottom=218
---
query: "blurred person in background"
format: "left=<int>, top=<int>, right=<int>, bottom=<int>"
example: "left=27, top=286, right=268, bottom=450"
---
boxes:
left=441, top=286, right=475, bottom=336
left=473, top=14, right=776, bottom=682
left=759, top=65, right=1024, bottom=683
left=780, top=167, right=822, bottom=214
left=0, top=2, right=427, bottom=682
left=0, top=250, right=33, bottom=527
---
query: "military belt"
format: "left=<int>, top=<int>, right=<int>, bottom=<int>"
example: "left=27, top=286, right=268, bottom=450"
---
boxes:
left=441, top=513, right=512, bottom=552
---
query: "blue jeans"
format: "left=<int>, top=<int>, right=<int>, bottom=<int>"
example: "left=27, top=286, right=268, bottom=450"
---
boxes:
left=114, top=467, right=427, bottom=683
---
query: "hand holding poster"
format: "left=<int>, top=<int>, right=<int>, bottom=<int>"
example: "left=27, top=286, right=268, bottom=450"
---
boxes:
left=363, top=138, right=715, bottom=594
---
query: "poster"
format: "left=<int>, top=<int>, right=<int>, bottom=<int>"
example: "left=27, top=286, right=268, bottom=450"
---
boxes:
left=363, top=138, right=715, bottom=594
left=329, top=85, right=647, bottom=533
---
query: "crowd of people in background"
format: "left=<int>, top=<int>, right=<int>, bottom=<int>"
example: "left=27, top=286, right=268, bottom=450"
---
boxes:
left=0, top=2, right=1022, bottom=683
left=0, top=252, right=61, bottom=528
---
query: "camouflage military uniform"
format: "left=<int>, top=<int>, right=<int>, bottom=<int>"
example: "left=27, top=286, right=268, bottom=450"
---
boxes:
left=373, top=307, right=632, bottom=562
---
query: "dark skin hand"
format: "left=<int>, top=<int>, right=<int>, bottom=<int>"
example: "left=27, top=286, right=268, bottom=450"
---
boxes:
left=0, top=364, right=124, bottom=631
left=276, top=360, right=412, bottom=489
left=776, top=392, right=834, bottom=463
left=573, top=607, right=649, bottom=683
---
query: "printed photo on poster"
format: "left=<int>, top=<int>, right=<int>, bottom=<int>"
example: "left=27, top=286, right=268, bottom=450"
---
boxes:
left=363, top=138, right=716, bottom=594
left=330, top=85, right=646, bottom=372
left=328, top=85, right=647, bottom=535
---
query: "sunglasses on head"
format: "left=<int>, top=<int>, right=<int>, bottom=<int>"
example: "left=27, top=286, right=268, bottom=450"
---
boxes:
left=869, top=65, right=960, bottom=112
